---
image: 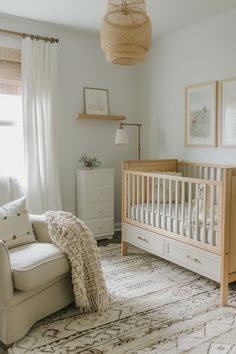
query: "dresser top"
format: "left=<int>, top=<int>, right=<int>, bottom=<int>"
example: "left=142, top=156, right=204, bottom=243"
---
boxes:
left=77, top=168, right=114, bottom=173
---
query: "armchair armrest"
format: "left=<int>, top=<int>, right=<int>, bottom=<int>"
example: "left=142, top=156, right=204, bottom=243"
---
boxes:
left=30, top=214, right=52, bottom=243
left=0, top=240, right=14, bottom=305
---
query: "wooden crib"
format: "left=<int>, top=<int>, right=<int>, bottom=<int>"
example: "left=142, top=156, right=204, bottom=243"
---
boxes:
left=121, top=159, right=236, bottom=306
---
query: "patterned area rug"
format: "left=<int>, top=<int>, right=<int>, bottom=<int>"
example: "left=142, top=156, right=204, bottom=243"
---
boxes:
left=9, top=244, right=236, bottom=354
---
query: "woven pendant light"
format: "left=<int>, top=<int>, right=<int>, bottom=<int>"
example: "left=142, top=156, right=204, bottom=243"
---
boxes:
left=101, top=0, right=152, bottom=65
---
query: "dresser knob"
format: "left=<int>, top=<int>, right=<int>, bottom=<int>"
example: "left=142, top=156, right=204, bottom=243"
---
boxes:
left=98, top=209, right=102, bottom=214
left=98, top=225, right=102, bottom=230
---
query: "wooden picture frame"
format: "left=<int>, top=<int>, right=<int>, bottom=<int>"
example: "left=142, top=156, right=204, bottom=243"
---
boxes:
left=185, top=81, right=217, bottom=147
left=84, top=87, right=109, bottom=115
left=218, top=77, right=236, bottom=147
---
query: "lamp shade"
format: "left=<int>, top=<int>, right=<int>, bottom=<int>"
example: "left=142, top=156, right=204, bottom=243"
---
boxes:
left=115, top=128, right=128, bottom=144
left=101, top=0, right=152, bottom=65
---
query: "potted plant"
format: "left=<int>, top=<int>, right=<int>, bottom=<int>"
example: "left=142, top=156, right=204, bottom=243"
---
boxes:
left=79, top=154, right=101, bottom=169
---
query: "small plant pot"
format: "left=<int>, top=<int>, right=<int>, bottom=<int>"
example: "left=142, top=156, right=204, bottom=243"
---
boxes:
left=84, top=166, right=93, bottom=170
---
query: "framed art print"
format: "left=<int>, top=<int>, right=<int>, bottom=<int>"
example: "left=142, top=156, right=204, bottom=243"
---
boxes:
left=219, top=78, right=236, bottom=147
left=84, top=87, right=109, bottom=115
left=185, top=81, right=217, bottom=147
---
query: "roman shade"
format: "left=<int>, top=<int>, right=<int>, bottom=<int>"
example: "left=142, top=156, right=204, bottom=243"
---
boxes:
left=0, top=47, right=21, bottom=95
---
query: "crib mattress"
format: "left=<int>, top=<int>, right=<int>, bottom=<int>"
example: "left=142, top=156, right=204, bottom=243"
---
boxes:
left=130, top=202, right=217, bottom=245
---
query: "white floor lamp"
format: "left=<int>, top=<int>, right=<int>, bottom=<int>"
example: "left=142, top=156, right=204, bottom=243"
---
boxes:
left=115, top=122, right=142, bottom=160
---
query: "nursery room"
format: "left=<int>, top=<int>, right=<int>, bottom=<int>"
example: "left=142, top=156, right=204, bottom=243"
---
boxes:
left=1, top=0, right=236, bottom=353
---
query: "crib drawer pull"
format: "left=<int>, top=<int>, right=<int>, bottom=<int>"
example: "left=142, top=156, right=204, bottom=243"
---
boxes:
left=137, top=236, right=149, bottom=243
left=186, top=255, right=202, bottom=264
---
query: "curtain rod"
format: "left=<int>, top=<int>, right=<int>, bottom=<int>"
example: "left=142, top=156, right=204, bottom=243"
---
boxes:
left=0, top=28, right=59, bottom=43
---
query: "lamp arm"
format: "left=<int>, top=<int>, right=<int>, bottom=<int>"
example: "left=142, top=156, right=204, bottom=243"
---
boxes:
left=120, top=122, right=142, bottom=160
left=120, top=123, right=142, bottom=128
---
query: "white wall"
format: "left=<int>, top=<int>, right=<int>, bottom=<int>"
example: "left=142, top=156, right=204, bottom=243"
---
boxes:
left=2, top=8, right=235, bottom=223
left=139, top=8, right=236, bottom=165
left=0, top=14, right=139, bottom=225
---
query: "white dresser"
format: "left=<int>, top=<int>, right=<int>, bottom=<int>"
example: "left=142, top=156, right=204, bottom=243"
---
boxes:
left=76, top=168, right=114, bottom=240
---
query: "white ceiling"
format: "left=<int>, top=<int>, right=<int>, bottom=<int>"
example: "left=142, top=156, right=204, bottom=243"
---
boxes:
left=0, top=0, right=236, bottom=37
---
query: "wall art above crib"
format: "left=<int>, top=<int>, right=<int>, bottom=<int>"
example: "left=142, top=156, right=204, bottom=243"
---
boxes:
left=185, top=81, right=217, bottom=147
left=218, top=77, right=236, bottom=148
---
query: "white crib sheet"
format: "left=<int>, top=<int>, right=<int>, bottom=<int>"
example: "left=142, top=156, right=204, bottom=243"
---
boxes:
left=130, top=202, right=218, bottom=245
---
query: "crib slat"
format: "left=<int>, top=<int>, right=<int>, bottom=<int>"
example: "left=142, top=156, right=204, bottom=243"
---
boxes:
left=147, top=176, right=150, bottom=224
left=141, top=175, right=144, bottom=223
left=181, top=181, right=185, bottom=236
left=210, top=185, right=214, bottom=245
left=175, top=180, right=179, bottom=234
left=169, top=179, right=172, bottom=231
left=128, top=174, right=131, bottom=219
left=184, top=166, right=187, bottom=178
left=217, top=168, right=222, bottom=181
left=152, top=177, right=155, bottom=226
left=163, top=178, right=166, bottom=229
left=124, top=173, right=128, bottom=218
left=216, top=185, right=223, bottom=248
left=195, top=184, right=199, bottom=241
left=188, top=182, right=192, bottom=239
left=137, top=175, right=140, bottom=222
left=132, top=174, right=135, bottom=220
left=157, top=177, right=160, bottom=228
left=202, top=184, right=207, bottom=244
left=199, top=166, right=203, bottom=179
left=210, top=168, right=215, bottom=181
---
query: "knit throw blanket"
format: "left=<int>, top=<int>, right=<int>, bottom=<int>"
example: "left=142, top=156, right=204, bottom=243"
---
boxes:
left=45, top=211, right=110, bottom=313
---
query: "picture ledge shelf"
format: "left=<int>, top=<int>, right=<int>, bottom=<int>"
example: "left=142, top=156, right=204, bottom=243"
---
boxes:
left=77, top=113, right=126, bottom=121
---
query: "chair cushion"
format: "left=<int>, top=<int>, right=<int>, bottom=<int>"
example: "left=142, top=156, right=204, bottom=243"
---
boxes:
left=9, top=243, right=70, bottom=291
left=0, top=197, right=36, bottom=249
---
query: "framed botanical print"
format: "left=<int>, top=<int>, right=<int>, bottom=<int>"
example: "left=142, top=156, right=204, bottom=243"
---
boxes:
left=84, top=87, right=109, bottom=115
left=218, top=78, right=236, bottom=147
left=185, top=81, right=217, bottom=147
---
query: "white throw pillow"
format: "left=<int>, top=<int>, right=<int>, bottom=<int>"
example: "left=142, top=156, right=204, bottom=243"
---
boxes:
left=0, top=197, right=36, bottom=249
left=149, top=171, right=183, bottom=203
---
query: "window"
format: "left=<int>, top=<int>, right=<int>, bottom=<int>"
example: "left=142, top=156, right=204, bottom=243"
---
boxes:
left=0, top=47, right=25, bottom=184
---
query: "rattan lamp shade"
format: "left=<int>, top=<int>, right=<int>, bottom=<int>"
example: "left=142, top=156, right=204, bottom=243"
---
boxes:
left=101, top=0, right=152, bottom=65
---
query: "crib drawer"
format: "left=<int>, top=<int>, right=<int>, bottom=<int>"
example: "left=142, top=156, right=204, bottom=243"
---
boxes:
left=165, top=240, right=221, bottom=282
left=123, top=224, right=164, bottom=257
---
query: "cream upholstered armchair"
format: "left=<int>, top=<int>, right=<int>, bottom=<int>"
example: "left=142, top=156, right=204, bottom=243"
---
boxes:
left=0, top=177, right=74, bottom=347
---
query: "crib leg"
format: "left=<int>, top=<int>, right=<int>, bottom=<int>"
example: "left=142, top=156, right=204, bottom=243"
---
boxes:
left=121, top=241, right=128, bottom=256
left=220, top=279, right=228, bottom=306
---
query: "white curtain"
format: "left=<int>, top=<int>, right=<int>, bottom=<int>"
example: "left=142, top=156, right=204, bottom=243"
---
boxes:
left=21, top=37, right=62, bottom=214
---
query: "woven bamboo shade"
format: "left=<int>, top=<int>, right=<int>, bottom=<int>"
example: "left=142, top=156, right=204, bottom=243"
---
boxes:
left=101, top=0, right=152, bottom=65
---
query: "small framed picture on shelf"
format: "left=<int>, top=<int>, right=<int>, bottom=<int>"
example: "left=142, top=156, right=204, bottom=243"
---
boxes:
left=84, top=87, right=109, bottom=115
left=218, top=77, right=236, bottom=147
left=185, top=81, right=217, bottom=147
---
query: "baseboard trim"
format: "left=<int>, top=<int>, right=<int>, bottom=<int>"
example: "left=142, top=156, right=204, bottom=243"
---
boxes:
left=114, top=222, right=121, bottom=232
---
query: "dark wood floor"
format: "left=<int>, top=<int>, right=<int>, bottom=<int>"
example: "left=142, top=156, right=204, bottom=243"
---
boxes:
left=0, top=231, right=121, bottom=352
left=97, top=231, right=121, bottom=246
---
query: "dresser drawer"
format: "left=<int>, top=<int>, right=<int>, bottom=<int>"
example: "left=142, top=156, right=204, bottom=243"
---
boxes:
left=84, top=186, right=113, bottom=203
left=83, top=203, right=113, bottom=219
left=123, top=224, right=164, bottom=257
left=86, top=218, right=114, bottom=236
left=165, top=240, right=221, bottom=282
left=84, top=171, right=113, bottom=187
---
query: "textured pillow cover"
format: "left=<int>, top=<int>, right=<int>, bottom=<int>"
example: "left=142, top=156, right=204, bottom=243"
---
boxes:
left=149, top=171, right=183, bottom=203
left=0, top=197, right=36, bottom=249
